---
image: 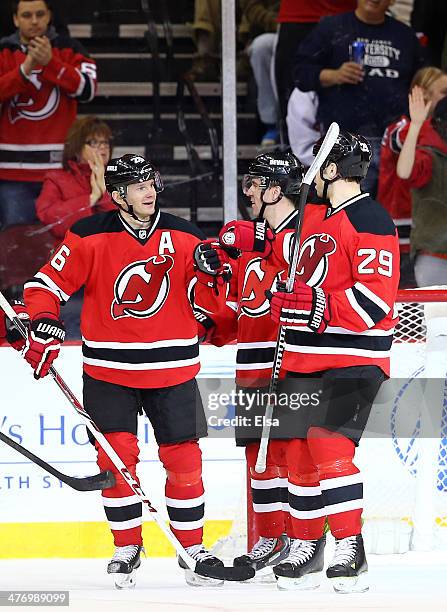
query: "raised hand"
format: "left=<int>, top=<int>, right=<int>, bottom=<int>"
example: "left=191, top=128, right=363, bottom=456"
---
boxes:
left=408, top=85, right=431, bottom=127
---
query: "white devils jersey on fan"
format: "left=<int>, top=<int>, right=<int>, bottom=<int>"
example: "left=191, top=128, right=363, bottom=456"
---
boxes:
left=24, top=210, right=226, bottom=388
left=283, top=194, right=400, bottom=376
left=228, top=211, right=299, bottom=387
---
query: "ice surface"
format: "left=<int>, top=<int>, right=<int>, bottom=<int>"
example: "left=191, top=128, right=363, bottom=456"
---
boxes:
left=0, top=554, right=446, bottom=612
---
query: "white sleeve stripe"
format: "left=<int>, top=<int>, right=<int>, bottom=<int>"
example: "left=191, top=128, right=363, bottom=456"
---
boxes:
left=354, top=282, right=391, bottom=314
left=23, top=281, right=62, bottom=301
left=72, top=68, right=85, bottom=97
left=35, top=272, right=70, bottom=302
left=345, top=288, right=375, bottom=328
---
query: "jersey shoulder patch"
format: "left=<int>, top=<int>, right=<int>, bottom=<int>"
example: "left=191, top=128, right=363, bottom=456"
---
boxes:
left=70, top=211, right=122, bottom=238
left=345, top=197, right=396, bottom=236
left=158, top=212, right=205, bottom=240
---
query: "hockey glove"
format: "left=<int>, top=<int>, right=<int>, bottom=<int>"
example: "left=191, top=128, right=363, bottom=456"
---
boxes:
left=219, top=220, right=274, bottom=258
left=267, top=280, right=330, bottom=333
left=23, top=317, right=66, bottom=379
left=0, top=300, right=30, bottom=351
left=193, top=240, right=232, bottom=289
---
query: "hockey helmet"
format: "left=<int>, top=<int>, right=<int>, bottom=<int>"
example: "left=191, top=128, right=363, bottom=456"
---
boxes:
left=242, top=151, right=304, bottom=196
left=313, top=131, right=372, bottom=180
left=105, top=154, right=164, bottom=195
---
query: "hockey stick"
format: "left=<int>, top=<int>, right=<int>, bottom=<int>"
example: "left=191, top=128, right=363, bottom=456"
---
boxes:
left=0, top=292, right=254, bottom=582
left=255, top=122, right=340, bottom=473
left=0, top=430, right=115, bottom=491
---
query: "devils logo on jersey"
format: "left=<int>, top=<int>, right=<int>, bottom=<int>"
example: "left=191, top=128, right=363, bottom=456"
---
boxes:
left=8, top=71, right=61, bottom=124
left=111, top=255, right=174, bottom=320
left=296, top=233, right=336, bottom=287
left=240, top=258, right=283, bottom=318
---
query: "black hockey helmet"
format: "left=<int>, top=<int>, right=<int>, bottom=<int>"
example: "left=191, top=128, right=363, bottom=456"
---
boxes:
left=105, top=153, right=164, bottom=196
left=313, top=131, right=372, bottom=180
left=242, top=151, right=304, bottom=197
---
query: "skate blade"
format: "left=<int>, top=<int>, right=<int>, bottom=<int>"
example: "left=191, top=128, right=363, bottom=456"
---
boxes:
left=276, top=571, right=322, bottom=591
left=113, top=570, right=137, bottom=590
left=238, top=566, right=276, bottom=584
left=329, top=572, right=369, bottom=594
left=184, top=569, right=224, bottom=588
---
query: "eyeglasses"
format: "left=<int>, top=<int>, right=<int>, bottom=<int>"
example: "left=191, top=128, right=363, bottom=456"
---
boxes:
left=85, top=139, right=111, bottom=149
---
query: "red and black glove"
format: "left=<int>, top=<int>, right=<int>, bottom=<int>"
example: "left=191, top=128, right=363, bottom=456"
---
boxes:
left=267, top=280, right=330, bottom=333
left=193, top=239, right=232, bottom=289
left=219, top=220, right=275, bottom=258
left=23, top=317, right=66, bottom=379
left=0, top=300, right=30, bottom=351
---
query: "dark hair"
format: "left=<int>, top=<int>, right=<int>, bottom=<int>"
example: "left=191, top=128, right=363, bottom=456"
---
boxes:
left=432, top=96, right=447, bottom=143
left=12, top=0, right=52, bottom=14
left=63, top=116, right=113, bottom=170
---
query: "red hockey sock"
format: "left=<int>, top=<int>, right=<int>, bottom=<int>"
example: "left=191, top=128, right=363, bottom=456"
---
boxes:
left=159, top=440, right=204, bottom=548
left=96, top=432, right=143, bottom=547
left=286, top=438, right=326, bottom=540
left=307, top=427, right=362, bottom=538
left=246, top=441, right=287, bottom=539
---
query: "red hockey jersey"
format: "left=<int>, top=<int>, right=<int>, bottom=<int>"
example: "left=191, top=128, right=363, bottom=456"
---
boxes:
left=0, top=30, right=96, bottom=182
left=282, top=195, right=400, bottom=377
left=226, top=211, right=299, bottom=387
left=24, top=210, right=224, bottom=388
left=378, top=115, right=412, bottom=252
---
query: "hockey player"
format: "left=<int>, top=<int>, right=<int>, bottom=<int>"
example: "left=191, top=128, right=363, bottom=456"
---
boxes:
left=21, top=154, right=227, bottom=589
left=195, top=151, right=316, bottom=579
left=266, top=131, right=400, bottom=592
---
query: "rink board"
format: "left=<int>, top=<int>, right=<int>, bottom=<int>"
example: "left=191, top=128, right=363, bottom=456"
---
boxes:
left=0, top=343, right=446, bottom=557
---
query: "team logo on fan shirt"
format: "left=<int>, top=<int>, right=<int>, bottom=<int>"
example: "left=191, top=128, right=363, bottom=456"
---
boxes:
left=296, top=233, right=337, bottom=287
left=8, top=71, right=61, bottom=124
left=111, top=255, right=174, bottom=319
left=240, top=258, right=282, bottom=318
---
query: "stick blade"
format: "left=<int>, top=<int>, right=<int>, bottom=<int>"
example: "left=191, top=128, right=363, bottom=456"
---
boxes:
left=194, top=563, right=255, bottom=582
left=69, top=470, right=116, bottom=491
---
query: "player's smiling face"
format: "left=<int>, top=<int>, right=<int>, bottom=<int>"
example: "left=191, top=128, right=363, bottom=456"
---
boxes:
left=125, top=180, right=157, bottom=219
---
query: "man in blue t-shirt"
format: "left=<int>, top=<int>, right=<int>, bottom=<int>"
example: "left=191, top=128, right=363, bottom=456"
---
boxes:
left=294, top=0, right=426, bottom=196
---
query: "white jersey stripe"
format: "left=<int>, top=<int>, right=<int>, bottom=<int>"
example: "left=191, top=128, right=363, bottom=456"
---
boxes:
left=236, top=362, right=273, bottom=371
left=354, top=282, right=391, bottom=315
left=83, top=356, right=200, bottom=370
left=345, top=287, right=375, bottom=328
left=34, top=272, right=71, bottom=302
left=83, top=336, right=198, bottom=350
left=237, top=341, right=277, bottom=349
left=284, top=344, right=390, bottom=358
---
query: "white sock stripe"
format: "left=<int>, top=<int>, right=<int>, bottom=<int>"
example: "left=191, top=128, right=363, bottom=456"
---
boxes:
left=250, top=478, right=280, bottom=489
left=320, top=473, right=363, bottom=490
left=165, top=494, right=205, bottom=508
left=102, top=495, right=140, bottom=508
left=253, top=502, right=287, bottom=513
left=108, top=517, right=142, bottom=531
left=288, top=506, right=327, bottom=520
left=288, top=482, right=322, bottom=497
left=170, top=518, right=204, bottom=530
left=324, top=499, right=364, bottom=516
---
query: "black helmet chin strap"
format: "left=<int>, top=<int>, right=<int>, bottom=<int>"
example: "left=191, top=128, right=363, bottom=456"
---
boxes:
left=257, top=186, right=284, bottom=221
left=320, top=164, right=339, bottom=200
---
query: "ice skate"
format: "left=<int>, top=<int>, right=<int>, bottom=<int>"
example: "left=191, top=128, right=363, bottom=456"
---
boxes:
left=326, top=534, right=368, bottom=593
left=273, top=536, right=326, bottom=590
left=234, top=534, right=290, bottom=582
left=107, top=544, right=143, bottom=589
left=179, top=544, right=225, bottom=587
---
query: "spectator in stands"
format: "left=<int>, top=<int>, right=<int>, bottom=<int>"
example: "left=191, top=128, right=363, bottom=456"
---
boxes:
left=378, top=66, right=447, bottom=287
left=275, top=0, right=356, bottom=141
left=0, top=1, right=69, bottom=38
left=294, top=0, right=425, bottom=197
left=36, top=116, right=115, bottom=240
left=411, top=0, right=447, bottom=67
left=240, top=0, right=279, bottom=146
left=188, top=0, right=221, bottom=81
left=0, top=0, right=97, bottom=230
left=397, top=93, right=447, bottom=286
